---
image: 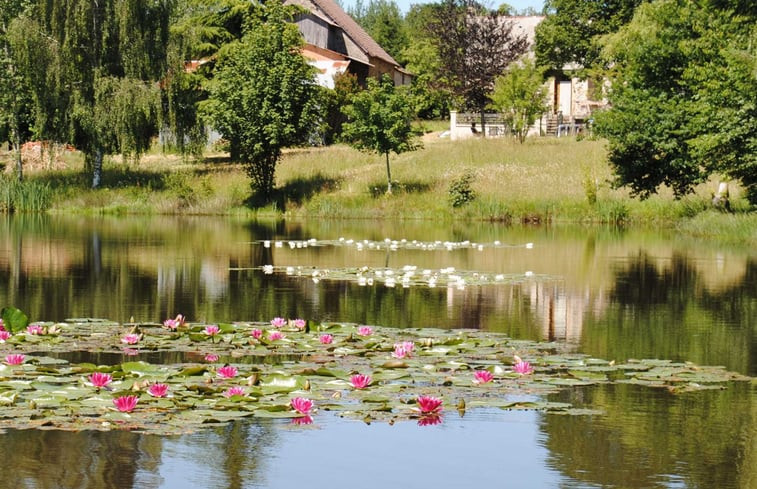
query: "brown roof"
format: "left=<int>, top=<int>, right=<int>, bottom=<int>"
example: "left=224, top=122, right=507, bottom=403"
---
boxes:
left=305, top=0, right=399, bottom=67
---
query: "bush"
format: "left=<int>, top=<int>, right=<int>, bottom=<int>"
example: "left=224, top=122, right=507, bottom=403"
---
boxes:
left=448, top=170, right=477, bottom=208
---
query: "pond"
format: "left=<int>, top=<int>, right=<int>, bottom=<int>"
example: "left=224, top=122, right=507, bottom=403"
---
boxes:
left=0, top=215, right=754, bottom=488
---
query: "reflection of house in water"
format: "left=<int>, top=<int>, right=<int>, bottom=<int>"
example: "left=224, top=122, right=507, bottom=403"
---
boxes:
left=526, top=282, right=607, bottom=343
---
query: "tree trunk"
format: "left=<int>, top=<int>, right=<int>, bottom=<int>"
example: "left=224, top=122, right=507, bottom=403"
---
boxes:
left=12, top=132, right=22, bottom=182
left=385, top=151, right=392, bottom=194
left=91, top=148, right=103, bottom=189
left=480, top=110, right=487, bottom=138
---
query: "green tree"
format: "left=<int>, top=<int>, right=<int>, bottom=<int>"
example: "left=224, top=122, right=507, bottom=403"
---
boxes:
left=594, top=0, right=757, bottom=203
left=204, top=0, right=321, bottom=202
left=427, top=0, right=528, bottom=135
left=10, top=0, right=173, bottom=188
left=0, top=0, right=32, bottom=180
left=489, top=58, right=548, bottom=143
left=535, top=0, right=644, bottom=74
left=349, top=0, right=408, bottom=64
left=342, top=77, right=420, bottom=194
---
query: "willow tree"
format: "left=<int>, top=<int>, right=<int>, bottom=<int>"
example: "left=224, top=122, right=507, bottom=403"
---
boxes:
left=204, top=0, right=321, bottom=202
left=11, top=0, right=172, bottom=188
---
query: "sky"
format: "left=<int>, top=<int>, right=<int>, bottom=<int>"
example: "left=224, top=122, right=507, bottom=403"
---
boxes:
left=341, top=0, right=546, bottom=15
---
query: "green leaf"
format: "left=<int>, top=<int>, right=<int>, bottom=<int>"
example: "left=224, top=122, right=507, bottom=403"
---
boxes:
left=1, top=306, right=29, bottom=333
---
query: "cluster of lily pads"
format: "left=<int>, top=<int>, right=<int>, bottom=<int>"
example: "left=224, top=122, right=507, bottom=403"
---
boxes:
left=0, top=312, right=751, bottom=434
left=258, top=237, right=535, bottom=252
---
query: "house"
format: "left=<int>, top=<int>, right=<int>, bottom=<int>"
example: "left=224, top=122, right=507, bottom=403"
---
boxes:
left=449, top=15, right=607, bottom=140
left=285, top=0, right=412, bottom=87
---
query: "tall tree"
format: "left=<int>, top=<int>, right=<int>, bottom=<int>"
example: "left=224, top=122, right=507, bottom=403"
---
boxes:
left=594, top=0, right=757, bottom=204
left=489, top=58, right=549, bottom=143
left=427, top=0, right=528, bottom=135
left=204, top=0, right=321, bottom=202
left=0, top=0, right=32, bottom=180
left=342, top=76, right=419, bottom=194
left=349, top=0, right=408, bottom=63
left=535, top=0, right=644, bottom=75
left=10, top=0, right=173, bottom=188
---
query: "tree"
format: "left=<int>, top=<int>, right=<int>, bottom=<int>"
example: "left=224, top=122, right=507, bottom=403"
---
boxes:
left=594, top=0, right=757, bottom=204
left=10, top=0, right=173, bottom=188
left=342, top=77, right=420, bottom=194
left=427, top=0, right=528, bottom=135
left=204, top=0, right=321, bottom=202
left=489, top=58, right=548, bottom=143
left=348, top=0, right=408, bottom=64
left=535, top=0, right=644, bottom=74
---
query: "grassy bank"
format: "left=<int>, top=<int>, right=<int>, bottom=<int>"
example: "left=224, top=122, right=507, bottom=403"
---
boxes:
left=1, top=135, right=754, bottom=242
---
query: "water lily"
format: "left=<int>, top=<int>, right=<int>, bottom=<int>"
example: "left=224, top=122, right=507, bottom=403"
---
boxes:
left=163, top=314, right=185, bottom=330
left=250, top=328, right=263, bottom=339
left=89, top=372, right=113, bottom=388
left=319, top=334, right=333, bottom=344
left=416, top=395, right=443, bottom=415
left=147, top=383, right=169, bottom=398
left=392, top=341, right=415, bottom=359
left=223, top=386, right=246, bottom=398
left=113, top=395, right=139, bottom=413
left=473, top=370, right=494, bottom=384
left=204, top=353, right=219, bottom=362
left=4, top=353, right=25, bottom=365
left=26, top=324, right=44, bottom=335
left=293, top=318, right=306, bottom=329
left=217, top=365, right=238, bottom=379
left=350, top=374, right=372, bottom=389
left=357, top=326, right=373, bottom=336
left=268, top=330, right=284, bottom=341
left=204, top=324, right=220, bottom=336
left=120, top=333, right=140, bottom=345
left=417, top=414, right=443, bottom=426
left=0, top=330, right=11, bottom=342
left=512, top=355, right=534, bottom=375
left=290, top=397, right=314, bottom=415
left=270, top=317, right=287, bottom=328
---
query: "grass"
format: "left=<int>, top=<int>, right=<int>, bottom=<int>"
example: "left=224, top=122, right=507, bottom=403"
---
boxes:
left=1, top=135, right=754, bottom=243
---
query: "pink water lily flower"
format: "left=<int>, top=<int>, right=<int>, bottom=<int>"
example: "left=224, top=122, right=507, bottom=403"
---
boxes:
left=113, top=395, right=139, bottom=413
left=204, top=324, right=220, bottom=336
left=392, top=341, right=415, bottom=359
left=416, top=395, right=443, bottom=415
left=0, top=330, right=11, bottom=342
left=512, top=355, right=534, bottom=375
left=292, top=318, right=306, bottom=329
left=0, top=318, right=4, bottom=330
left=357, top=326, right=373, bottom=336
left=223, top=386, right=247, bottom=398
left=251, top=328, right=263, bottom=339
left=26, top=324, right=44, bottom=335
left=268, top=330, right=284, bottom=341
left=270, top=317, right=287, bottom=328
left=350, top=374, right=372, bottom=389
left=163, top=314, right=185, bottom=330
left=147, top=383, right=169, bottom=398
left=120, top=333, right=140, bottom=345
left=473, top=370, right=494, bottom=384
left=290, top=397, right=314, bottom=415
left=319, top=334, right=333, bottom=345
left=89, top=372, right=113, bottom=388
left=204, top=353, right=220, bottom=362
left=4, top=353, right=25, bottom=365
left=217, top=365, right=238, bottom=379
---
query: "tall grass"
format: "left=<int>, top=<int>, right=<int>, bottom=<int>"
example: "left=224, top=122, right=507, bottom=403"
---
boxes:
left=0, top=176, right=54, bottom=213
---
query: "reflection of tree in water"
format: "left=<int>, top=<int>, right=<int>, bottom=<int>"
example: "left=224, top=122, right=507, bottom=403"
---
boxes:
left=588, top=253, right=756, bottom=375
left=0, top=421, right=278, bottom=488
left=539, top=383, right=755, bottom=489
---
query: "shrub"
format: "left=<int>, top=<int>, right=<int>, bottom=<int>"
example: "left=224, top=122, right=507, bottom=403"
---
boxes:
left=448, top=170, right=477, bottom=208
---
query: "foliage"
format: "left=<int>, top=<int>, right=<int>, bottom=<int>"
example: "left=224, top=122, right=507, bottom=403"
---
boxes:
left=594, top=0, right=757, bottom=204
left=427, top=0, right=529, bottom=134
left=0, top=306, right=29, bottom=332
left=320, top=72, right=360, bottom=145
left=342, top=76, right=420, bottom=194
left=348, top=0, right=408, bottom=63
left=535, top=0, right=643, bottom=74
left=489, top=58, right=549, bottom=143
left=204, top=0, right=321, bottom=202
left=0, top=175, right=53, bottom=213
left=8, top=0, right=173, bottom=188
left=448, top=170, right=477, bottom=207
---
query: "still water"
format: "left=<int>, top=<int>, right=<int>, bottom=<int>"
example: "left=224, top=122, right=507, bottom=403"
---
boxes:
left=0, top=215, right=754, bottom=488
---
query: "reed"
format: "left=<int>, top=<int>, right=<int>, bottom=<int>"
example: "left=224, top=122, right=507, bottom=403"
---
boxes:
left=0, top=176, right=54, bottom=213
